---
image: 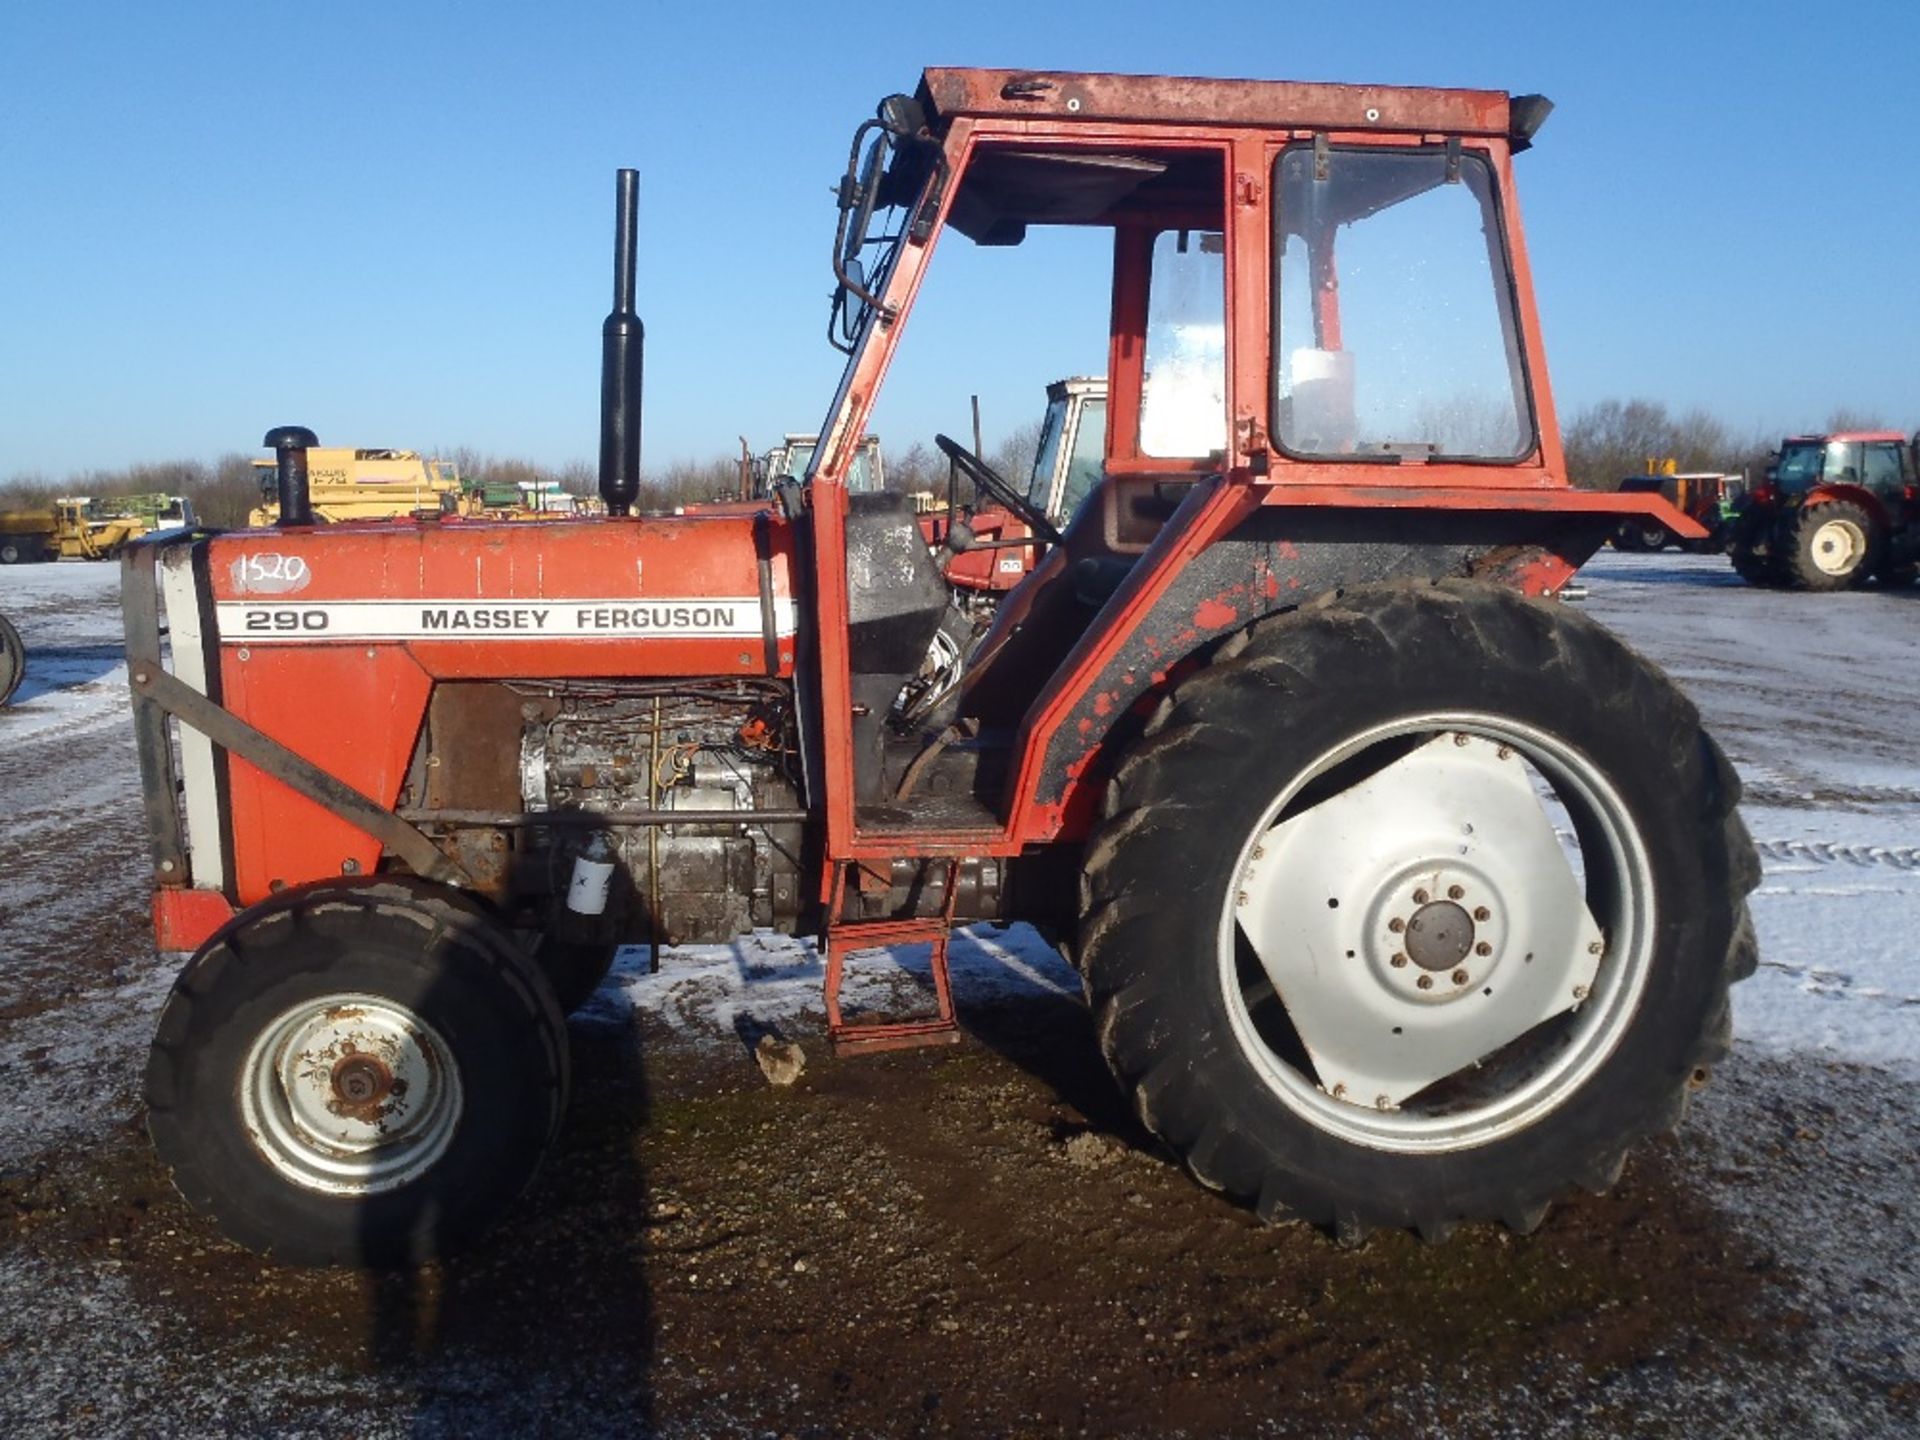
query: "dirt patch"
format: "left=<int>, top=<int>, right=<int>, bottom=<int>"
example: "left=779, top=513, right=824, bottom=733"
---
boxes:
left=0, top=997, right=1801, bottom=1437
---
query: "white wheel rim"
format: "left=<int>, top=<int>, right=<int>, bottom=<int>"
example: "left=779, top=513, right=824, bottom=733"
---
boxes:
left=1216, top=714, right=1656, bottom=1154
left=1809, top=517, right=1866, bottom=576
left=240, top=993, right=464, bottom=1195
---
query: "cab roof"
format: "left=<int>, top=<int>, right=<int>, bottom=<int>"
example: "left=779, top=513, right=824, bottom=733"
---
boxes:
left=918, top=67, right=1524, bottom=140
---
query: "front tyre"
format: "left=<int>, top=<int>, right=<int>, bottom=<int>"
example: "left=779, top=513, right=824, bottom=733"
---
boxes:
left=0, top=614, right=22, bottom=705
left=146, top=881, right=570, bottom=1265
left=1079, top=582, right=1757, bottom=1239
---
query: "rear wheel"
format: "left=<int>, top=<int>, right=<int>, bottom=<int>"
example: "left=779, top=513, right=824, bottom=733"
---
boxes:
left=1787, top=501, right=1876, bottom=590
left=146, top=880, right=570, bottom=1265
left=1079, top=582, right=1756, bottom=1239
left=0, top=614, right=23, bottom=705
left=0, top=541, right=23, bottom=565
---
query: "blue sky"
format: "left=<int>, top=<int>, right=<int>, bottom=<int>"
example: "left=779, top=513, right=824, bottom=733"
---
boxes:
left=2, top=0, right=1915, bottom=478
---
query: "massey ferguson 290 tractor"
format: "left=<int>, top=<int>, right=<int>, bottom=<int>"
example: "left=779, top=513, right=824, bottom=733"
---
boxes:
left=126, top=69, right=1755, bottom=1265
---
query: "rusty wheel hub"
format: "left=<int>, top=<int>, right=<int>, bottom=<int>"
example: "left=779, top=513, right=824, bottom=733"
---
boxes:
left=241, top=993, right=463, bottom=1196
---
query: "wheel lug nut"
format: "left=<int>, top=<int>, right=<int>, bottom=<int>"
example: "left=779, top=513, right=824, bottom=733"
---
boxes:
left=1388, top=918, right=1405, bottom=933
left=1413, top=889, right=1430, bottom=904
left=1588, top=941, right=1603, bottom=955
left=1453, top=732, right=1470, bottom=746
left=1475, top=941, right=1492, bottom=956
left=1391, top=953, right=1408, bottom=968
left=1473, top=906, right=1490, bottom=922
left=1416, top=975, right=1433, bottom=991
left=1451, top=969, right=1469, bottom=985
left=1447, top=885, right=1464, bottom=900
left=1497, top=745, right=1512, bottom=760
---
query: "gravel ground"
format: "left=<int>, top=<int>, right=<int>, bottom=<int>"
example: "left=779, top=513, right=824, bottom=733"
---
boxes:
left=0, top=551, right=1915, bottom=1437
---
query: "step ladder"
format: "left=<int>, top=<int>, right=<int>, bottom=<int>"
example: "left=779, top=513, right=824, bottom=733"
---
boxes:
left=822, top=859, right=963, bottom=1055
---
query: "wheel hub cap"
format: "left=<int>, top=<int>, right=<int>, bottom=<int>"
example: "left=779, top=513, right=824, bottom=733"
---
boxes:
left=1404, top=900, right=1474, bottom=971
left=241, top=993, right=463, bottom=1196
left=1811, top=518, right=1865, bottom=575
left=1235, top=734, right=1605, bottom=1109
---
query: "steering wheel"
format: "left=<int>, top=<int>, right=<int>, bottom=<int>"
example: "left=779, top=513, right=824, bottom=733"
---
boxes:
left=933, top=433, right=1063, bottom=546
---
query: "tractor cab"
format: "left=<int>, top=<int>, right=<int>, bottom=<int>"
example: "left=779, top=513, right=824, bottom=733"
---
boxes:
left=803, top=71, right=1672, bottom=843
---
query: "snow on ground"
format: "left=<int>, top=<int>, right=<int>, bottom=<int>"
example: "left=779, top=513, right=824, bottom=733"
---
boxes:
left=1579, top=548, right=1920, bottom=1082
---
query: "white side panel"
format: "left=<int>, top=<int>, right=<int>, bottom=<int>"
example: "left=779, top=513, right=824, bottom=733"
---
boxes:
left=159, top=547, right=226, bottom=891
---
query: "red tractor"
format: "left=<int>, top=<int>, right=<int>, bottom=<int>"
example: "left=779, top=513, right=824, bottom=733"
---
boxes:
left=926, top=377, right=1109, bottom=622
left=1726, top=430, right=1920, bottom=589
left=125, top=69, right=1752, bottom=1265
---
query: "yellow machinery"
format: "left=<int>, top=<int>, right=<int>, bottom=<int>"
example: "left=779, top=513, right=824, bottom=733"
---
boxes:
left=0, top=512, right=57, bottom=565
left=247, top=448, right=463, bottom=526
left=0, top=495, right=189, bottom=562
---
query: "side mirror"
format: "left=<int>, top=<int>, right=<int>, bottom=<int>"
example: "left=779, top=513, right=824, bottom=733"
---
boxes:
left=1764, top=466, right=1778, bottom=483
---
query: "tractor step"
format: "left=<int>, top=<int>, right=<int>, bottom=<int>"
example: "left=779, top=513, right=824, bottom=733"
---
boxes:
left=823, top=861, right=963, bottom=1055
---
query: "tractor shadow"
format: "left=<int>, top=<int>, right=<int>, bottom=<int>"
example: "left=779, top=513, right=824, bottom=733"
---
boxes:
left=357, top=1004, right=659, bottom=1435
left=4, top=643, right=125, bottom=705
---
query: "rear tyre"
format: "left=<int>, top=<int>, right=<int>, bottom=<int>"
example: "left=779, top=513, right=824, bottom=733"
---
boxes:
left=146, top=880, right=570, bottom=1266
left=1079, top=581, right=1756, bottom=1239
left=1787, top=500, right=1876, bottom=590
left=0, top=542, right=23, bottom=565
left=0, top=614, right=23, bottom=705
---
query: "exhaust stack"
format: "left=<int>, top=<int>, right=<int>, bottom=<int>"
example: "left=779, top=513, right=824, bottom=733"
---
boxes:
left=265, top=425, right=318, bottom=527
left=598, top=169, right=644, bottom=517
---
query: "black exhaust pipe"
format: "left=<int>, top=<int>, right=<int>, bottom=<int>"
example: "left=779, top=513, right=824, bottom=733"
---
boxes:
left=265, top=425, right=319, bottom=527
left=599, top=169, right=644, bottom=517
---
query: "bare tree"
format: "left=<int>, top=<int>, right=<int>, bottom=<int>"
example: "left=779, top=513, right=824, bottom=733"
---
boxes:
left=1562, top=399, right=1735, bottom=489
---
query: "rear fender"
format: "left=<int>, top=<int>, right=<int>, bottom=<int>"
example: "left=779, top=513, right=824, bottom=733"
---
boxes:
left=1801, top=483, right=1891, bottom=529
left=1003, top=480, right=1624, bottom=844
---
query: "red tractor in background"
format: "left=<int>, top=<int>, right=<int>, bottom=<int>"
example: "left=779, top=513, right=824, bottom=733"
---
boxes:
left=1726, top=430, right=1920, bottom=589
left=926, top=376, right=1109, bottom=622
left=125, top=69, right=1752, bottom=1266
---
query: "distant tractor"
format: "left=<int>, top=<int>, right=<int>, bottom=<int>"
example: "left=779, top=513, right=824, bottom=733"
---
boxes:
left=927, top=377, right=1108, bottom=618
left=766, top=433, right=886, bottom=494
left=1726, top=431, right=1919, bottom=589
left=0, top=612, right=23, bottom=705
left=52, top=496, right=188, bottom=560
left=0, top=495, right=190, bottom=563
left=1613, top=465, right=1745, bottom=553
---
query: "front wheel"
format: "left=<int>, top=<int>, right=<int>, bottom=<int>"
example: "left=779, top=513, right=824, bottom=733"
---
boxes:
left=0, top=614, right=23, bottom=705
left=1079, top=582, right=1757, bottom=1239
left=146, top=880, right=570, bottom=1265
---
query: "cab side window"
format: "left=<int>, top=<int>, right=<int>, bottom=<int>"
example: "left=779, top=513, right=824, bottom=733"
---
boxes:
left=1862, top=443, right=1904, bottom=497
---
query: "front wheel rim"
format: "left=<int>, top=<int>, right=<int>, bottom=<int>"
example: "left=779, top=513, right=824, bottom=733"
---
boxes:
left=240, top=993, right=464, bottom=1196
left=1217, top=713, right=1656, bottom=1155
